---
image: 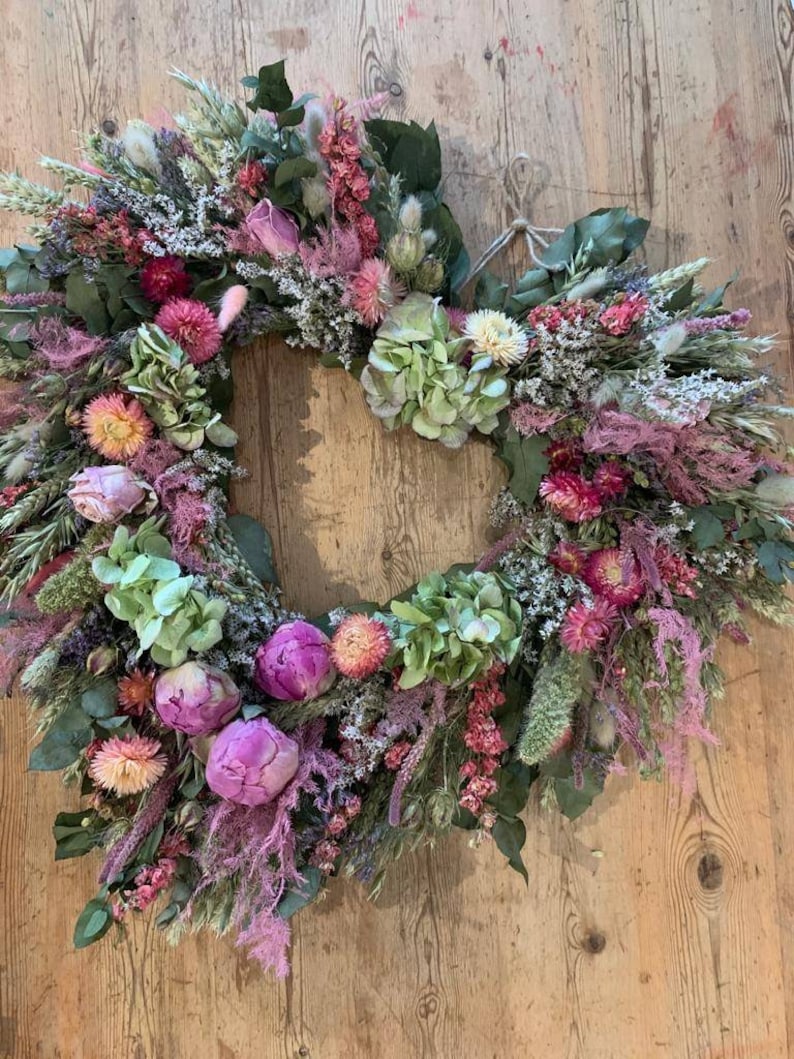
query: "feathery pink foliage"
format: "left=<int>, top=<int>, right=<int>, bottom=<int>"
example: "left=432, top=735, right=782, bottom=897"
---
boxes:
left=509, top=402, right=565, bottom=436
left=31, top=317, right=106, bottom=370
left=1, top=291, right=67, bottom=306
left=647, top=606, right=718, bottom=745
left=0, top=610, right=69, bottom=693
left=189, top=720, right=342, bottom=976
left=388, top=683, right=447, bottom=826
left=129, top=439, right=182, bottom=480
left=298, top=222, right=363, bottom=278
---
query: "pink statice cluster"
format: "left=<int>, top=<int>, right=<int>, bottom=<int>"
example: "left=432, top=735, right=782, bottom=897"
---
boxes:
left=598, top=292, right=649, bottom=336
left=459, top=665, right=508, bottom=820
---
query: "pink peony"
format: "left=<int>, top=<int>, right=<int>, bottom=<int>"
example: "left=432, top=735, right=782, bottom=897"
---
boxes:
left=582, top=547, right=644, bottom=606
left=205, top=716, right=299, bottom=806
left=244, top=199, right=301, bottom=258
left=155, top=298, right=223, bottom=365
left=139, top=255, right=192, bottom=304
left=539, top=472, right=603, bottom=522
left=68, top=464, right=150, bottom=523
left=560, top=598, right=617, bottom=653
left=254, top=620, right=337, bottom=701
left=346, top=259, right=406, bottom=326
left=154, top=660, right=241, bottom=735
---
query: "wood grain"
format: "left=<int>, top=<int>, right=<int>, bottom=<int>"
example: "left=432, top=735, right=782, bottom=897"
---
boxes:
left=1, top=1, right=792, bottom=1056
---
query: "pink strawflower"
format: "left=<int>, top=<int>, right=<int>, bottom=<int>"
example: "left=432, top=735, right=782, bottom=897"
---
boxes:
left=509, top=402, right=565, bottom=437
left=139, top=256, right=191, bottom=304
left=217, top=285, right=249, bottom=333
left=560, top=598, right=617, bottom=653
left=593, top=460, right=632, bottom=499
left=330, top=613, right=392, bottom=678
left=544, top=438, right=583, bottom=472
left=539, top=472, right=603, bottom=522
left=582, top=547, right=644, bottom=606
left=346, top=259, right=406, bottom=326
left=599, top=293, right=649, bottom=336
left=88, top=735, right=167, bottom=796
left=548, top=540, right=588, bottom=576
left=155, top=297, right=222, bottom=364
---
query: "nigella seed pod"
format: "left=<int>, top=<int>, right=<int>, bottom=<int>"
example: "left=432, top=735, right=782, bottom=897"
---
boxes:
left=412, top=256, right=445, bottom=294
left=427, top=789, right=457, bottom=829
left=386, top=231, right=426, bottom=273
left=174, top=800, right=204, bottom=831
left=102, top=355, right=129, bottom=379
left=32, top=374, right=67, bottom=399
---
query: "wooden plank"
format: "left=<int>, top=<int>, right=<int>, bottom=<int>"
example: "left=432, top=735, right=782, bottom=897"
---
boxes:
left=0, top=0, right=792, bottom=1056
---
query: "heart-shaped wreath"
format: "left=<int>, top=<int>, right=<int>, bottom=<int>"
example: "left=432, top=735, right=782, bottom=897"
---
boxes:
left=1, top=62, right=792, bottom=977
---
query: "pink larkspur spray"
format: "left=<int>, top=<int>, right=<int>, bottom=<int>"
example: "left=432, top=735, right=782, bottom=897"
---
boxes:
left=155, top=298, right=223, bottom=365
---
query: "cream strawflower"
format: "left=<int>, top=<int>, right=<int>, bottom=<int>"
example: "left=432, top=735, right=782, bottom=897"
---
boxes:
left=88, top=735, right=167, bottom=796
left=462, top=309, right=530, bottom=366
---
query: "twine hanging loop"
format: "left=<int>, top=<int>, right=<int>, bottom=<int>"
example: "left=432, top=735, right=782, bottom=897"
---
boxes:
left=462, top=153, right=562, bottom=288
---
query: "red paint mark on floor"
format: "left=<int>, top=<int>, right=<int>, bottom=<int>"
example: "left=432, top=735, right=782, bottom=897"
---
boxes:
left=499, top=36, right=516, bottom=56
left=712, top=94, right=740, bottom=141
left=535, top=43, right=545, bottom=59
left=398, top=2, right=424, bottom=28
left=709, top=94, right=765, bottom=175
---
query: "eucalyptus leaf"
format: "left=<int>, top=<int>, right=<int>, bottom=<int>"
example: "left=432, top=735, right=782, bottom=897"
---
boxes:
left=227, top=513, right=278, bottom=585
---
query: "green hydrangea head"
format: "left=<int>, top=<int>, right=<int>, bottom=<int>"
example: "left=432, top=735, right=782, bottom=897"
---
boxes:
left=122, top=324, right=236, bottom=451
left=91, top=517, right=227, bottom=666
left=360, top=294, right=511, bottom=449
left=383, top=567, right=522, bottom=689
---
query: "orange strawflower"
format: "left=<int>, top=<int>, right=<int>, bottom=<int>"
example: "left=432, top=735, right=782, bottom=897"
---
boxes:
left=118, top=669, right=156, bottom=717
left=81, top=392, right=153, bottom=460
left=330, top=614, right=391, bottom=679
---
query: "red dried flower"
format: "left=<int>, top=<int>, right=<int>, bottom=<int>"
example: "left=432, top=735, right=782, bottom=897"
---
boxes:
left=139, top=256, right=192, bottom=304
left=582, top=547, right=644, bottom=606
left=560, top=598, right=617, bottom=653
left=548, top=541, right=588, bottom=576
left=593, top=461, right=632, bottom=499
left=155, top=297, right=222, bottom=365
left=539, top=472, right=603, bottom=523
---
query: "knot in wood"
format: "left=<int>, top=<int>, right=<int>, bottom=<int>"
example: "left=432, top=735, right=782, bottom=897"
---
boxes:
left=584, top=931, right=606, bottom=954
left=697, top=851, right=724, bottom=891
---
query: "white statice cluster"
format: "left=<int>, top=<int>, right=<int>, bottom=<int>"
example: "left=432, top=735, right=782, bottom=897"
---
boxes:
left=113, top=166, right=234, bottom=259
left=499, top=546, right=584, bottom=664
left=489, top=488, right=524, bottom=528
left=694, top=542, right=758, bottom=577
left=515, top=315, right=601, bottom=407
left=265, top=257, right=364, bottom=366
left=621, top=365, right=767, bottom=425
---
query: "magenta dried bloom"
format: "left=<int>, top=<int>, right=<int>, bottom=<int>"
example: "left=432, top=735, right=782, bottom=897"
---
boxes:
left=205, top=717, right=299, bottom=806
left=154, top=660, right=241, bottom=735
left=254, top=620, right=336, bottom=701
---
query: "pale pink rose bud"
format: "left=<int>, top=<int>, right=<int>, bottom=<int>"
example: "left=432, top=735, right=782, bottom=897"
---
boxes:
left=67, top=465, right=150, bottom=523
left=245, top=199, right=300, bottom=257
left=205, top=717, right=299, bottom=806
left=154, top=661, right=241, bottom=736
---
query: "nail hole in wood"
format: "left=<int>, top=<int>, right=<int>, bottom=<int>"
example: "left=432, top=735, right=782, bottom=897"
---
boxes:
left=101, top=118, right=118, bottom=136
left=697, top=851, right=724, bottom=891
left=584, top=931, right=606, bottom=954
left=484, top=48, right=493, bottom=61
left=382, top=548, right=393, bottom=561
left=389, top=82, right=403, bottom=97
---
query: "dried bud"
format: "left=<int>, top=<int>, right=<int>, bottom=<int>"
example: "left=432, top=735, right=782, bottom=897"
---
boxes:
left=412, top=256, right=445, bottom=293
left=386, top=231, right=426, bottom=273
left=301, top=176, right=330, bottom=218
left=86, top=645, right=118, bottom=676
left=588, top=701, right=617, bottom=749
left=421, top=228, right=438, bottom=249
left=400, top=799, right=424, bottom=828
left=32, top=374, right=67, bottom=399
left=174, top=800, right=204, bottom=831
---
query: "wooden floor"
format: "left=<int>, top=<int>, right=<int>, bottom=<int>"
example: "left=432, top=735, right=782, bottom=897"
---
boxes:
left=1, top=1, right=793, bottom=1056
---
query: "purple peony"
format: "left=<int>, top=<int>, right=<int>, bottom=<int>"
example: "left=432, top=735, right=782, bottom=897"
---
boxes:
left=245, top=199, right=300, bottom=258
left=154, top=661, right=241, bottom=735
left=205, top=716, right=299, bottom=806
left=254, top=620, right=337, bottom=701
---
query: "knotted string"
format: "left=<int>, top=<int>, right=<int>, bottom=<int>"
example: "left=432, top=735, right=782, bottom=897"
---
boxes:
left=461, top=153, right=563, bottom=288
